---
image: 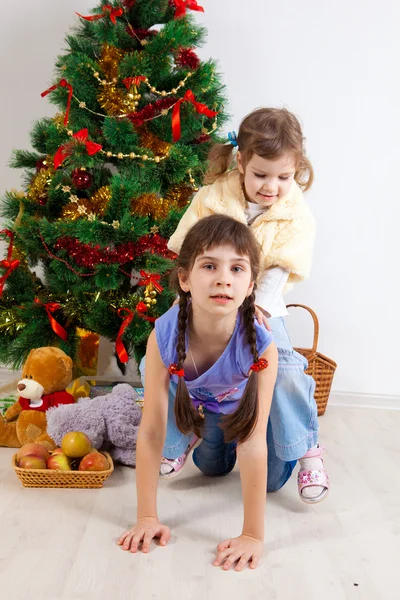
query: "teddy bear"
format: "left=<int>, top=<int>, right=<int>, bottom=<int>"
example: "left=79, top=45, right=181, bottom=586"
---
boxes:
left=0, top=347, right=75, bottom=450
left=46, top=384, right=142, bottom=467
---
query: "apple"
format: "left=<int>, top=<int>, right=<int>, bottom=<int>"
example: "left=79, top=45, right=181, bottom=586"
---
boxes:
left=51, top=448, right=64, bottom=456
left=18, top=455, right=47, bottom=469
left=61, top=432, right=92, bottom=458
left=47, top=452, right=72, bottom=471
left=78, top=451, right=109, bottom=472
left=17, top=443, right=50, bottom=463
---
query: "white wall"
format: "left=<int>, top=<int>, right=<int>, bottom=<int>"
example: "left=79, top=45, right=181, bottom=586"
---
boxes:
left=1, top=1, right=399, bottom=397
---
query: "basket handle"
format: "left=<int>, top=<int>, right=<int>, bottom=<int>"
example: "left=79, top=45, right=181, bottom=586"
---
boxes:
left=286, top=304, right=319, bottom=353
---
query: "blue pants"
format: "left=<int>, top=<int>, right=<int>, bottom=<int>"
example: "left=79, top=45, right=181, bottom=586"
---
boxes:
left=140, top=317, right=318, bottom=492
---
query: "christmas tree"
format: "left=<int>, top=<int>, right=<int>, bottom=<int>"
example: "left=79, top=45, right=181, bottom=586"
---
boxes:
left=0, top=0, right=227, bottom=372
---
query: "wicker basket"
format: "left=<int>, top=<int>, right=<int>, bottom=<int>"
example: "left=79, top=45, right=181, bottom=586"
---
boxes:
left=287, top=304, right=337, bottom=416
left=12, top=451, right=114, bottom=488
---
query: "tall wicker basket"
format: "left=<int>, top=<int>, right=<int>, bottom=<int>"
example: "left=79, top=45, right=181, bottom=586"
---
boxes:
left=287, top=304, right=337, bottom=416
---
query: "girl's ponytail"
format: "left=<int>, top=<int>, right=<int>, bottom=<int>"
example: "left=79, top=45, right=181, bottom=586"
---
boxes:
left=174, top=292, right=204, bottom=438
left=295, top=154, right=314, bottom=192
left=203, top=143, right=235, bottom=185
left=221, top=291, right=261, bottom=444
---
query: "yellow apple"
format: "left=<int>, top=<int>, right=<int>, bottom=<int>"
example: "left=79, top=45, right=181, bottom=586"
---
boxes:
left=61, top=432, right=92, bottom=458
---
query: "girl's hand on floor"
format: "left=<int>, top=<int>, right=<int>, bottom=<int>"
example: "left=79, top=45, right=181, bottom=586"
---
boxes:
left=254, top=305, right=271, bottom=331
left=213, top=534, right=264, bottom=571
left=117, top=517, right=171, bottom=553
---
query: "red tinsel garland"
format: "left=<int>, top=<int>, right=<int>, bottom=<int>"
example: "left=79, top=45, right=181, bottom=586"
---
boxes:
left=127, top=97, right=176, bottom=127
left=139, top=234, right=177, bottom=259
left=192, top=133, right=211, bottom=144
left=54, top=233, right=175, bottom=269
left=126, top=26, right=158, bottom=40
left=176, top=48, right=200, bottom=70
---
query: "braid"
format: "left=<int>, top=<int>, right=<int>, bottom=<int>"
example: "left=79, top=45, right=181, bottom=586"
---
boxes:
left=174, top=292, right=204, bottom=438
left=176, top=292, right=189, bottom=370
left=221, top=291, right=260, bottom=444
left=242, top=292, right=259, bottom=364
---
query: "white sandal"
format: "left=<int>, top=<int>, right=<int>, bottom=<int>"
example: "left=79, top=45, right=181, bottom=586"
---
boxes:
left=160, top=436, right=201, bottom=479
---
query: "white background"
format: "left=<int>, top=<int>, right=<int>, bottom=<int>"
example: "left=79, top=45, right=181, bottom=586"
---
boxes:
left=0, top=1, right=398, bottom=398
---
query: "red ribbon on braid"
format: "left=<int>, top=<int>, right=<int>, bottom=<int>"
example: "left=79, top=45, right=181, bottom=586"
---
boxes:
left=41, top=79, right=73, bottom=127
left=0, top=230, right=20, bottom=297
left=76, top=5, right=123, bottom=25
left=168, top=364, right=185, bottom=377
left=173, top=0, right=204, bottom=19
left=249, top=358, right=269, bottom=372
left=34, top=298, right=68, bottom=341
left=172, top=90, right=217, bottom=142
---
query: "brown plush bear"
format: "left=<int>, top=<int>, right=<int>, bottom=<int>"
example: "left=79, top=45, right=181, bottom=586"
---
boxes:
left=0, top=347, right=75, bottom=450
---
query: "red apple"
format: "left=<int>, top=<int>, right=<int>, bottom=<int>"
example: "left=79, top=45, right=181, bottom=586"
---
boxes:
left=47, top=452, right=72, bottom=471
left=61, top=432, right=92, bottom=458
left=78, top=451, right=109, bottom=472
left=17, top=443, right=50, bottom=463
left=18, top=455, right=47, bottom=469
left=51, top=448, right=64, bottom=456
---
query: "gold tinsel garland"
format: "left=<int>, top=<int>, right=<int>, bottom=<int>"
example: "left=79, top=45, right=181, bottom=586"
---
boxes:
left=96, top=44, right=138, bottom=115
left=164, top=184, right=194, bottom=208
left=52, top=113, right=66, bottom=131
left=62, top=186, right=111, bottom=221
left=0, top=308, right=26, bottom=336
left=98, top=44, right=125, bottom=80
left=138, top=128, right=172, bottom=157
left=130, top=193, right=176, bottom=221
left=97, top=85, right=135, bottom=116
left=27, top=160, right=55, bottom=204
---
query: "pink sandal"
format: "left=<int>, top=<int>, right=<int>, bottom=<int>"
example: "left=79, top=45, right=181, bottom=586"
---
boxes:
left=159, top=436, right=201, bottom=479
left=297, top=445, right=329, bottom=504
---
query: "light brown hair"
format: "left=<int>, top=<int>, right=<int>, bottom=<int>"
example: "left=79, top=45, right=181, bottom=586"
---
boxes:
left=170, top=214, right=264, bottom=444
left=205, top=107, right=314, bottom=191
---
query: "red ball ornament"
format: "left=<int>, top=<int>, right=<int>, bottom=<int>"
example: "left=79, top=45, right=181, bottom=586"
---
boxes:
left=72, top=169, right=93, bottom=190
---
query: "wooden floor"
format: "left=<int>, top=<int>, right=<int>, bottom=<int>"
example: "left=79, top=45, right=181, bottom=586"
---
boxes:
left=0, top=406, right=399, bottom=600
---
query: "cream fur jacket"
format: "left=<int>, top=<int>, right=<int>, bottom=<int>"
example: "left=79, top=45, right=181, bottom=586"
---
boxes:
left=168, top=170, right=316, bottom=291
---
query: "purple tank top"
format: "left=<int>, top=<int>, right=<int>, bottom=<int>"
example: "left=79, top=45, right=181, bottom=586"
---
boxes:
left=155, top=304, right=273, bottom=414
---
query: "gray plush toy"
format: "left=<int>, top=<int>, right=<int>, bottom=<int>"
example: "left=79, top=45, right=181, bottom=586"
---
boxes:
left=46, top=383, right=142, bottom=467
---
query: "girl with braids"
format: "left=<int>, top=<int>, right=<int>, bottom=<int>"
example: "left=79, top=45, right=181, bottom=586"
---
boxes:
left=119, top=215, right=282, bottom=570
left=165, top=107, right=329, bottom=505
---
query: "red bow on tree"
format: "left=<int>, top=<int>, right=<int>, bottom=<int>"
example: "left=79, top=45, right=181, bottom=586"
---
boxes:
left=122, top=76, right=147, bottom=89
left=172, top=90, right=217, bottom=142
left=34, top=298, right=68, bottom=341
left=54, top=129, right=102, bottom=169
left=173, top=0, right=204, bottom=19
left=76, top=5, right=124, bottom=25
left=0, top=230, right=20, bottom=297
left=41, top=79, right=73, bottom=127
left=116, top=306, right=156, bottom=363
left=138, top=270, right=163, bottom=293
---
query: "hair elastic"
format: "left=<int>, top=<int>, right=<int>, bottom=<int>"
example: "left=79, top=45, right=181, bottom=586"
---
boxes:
left=227, top=131, right=238, bottom=147
left=168, top=364, right=185, bottom=377
left=249, top=358, right=269, bottom=372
